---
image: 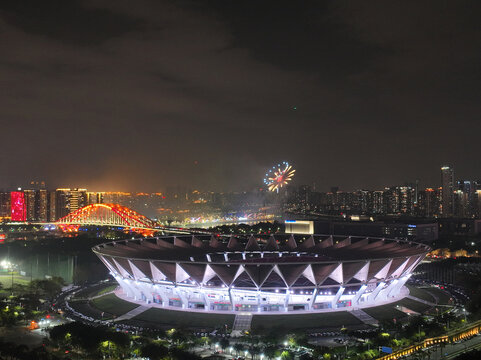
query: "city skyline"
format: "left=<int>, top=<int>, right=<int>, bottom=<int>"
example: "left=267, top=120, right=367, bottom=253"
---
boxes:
left=2, top=1, right=481, bottom=191
left=2, top=163, right=481, bottom=223
left=1, top=163, right=478, bottom=194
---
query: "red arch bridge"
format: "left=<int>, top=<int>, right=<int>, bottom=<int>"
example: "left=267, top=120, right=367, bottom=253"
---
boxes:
left=55, top=204, right=162, bottom=233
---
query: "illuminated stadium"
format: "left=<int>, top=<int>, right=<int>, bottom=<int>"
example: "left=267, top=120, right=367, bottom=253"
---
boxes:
left=93, top=235, right=430, bottom=314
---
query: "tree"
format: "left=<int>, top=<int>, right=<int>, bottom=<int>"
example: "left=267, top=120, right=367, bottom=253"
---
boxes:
left=299, top=353, right=314, bottom=360
left=249, top=345, right=260, bottom=360
left=102, top=331, right=130, bottom=358
left=312, top=346, right=329, bottom=360
left=200, top=336, right=209, bottom=347
left=141, top=342, right=169, bottom=360
left=290, top=333, right=308, bottom=348
left=264, top=345, right=278, bottom=360
left=49, top=321, right=129, bottom=356
left=220, top=338, right=230, bottom=351
left=261, top=330, right=283, bottom=345
left=29, top=278, right=63, bottom=299
left=234, top=343, right=245, bottom=356
left=169, top=347, right=202, bottom=360
left=171, top=329, right=188, bottom=345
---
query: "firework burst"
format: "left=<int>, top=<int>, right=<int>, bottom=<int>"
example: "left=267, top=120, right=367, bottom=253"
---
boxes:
left=264, top=162, right=296, bottom=192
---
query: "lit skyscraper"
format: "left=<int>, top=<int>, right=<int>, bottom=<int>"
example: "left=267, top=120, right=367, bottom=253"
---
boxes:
left=37, top=189, right=48, bottom=222
left=417, top=188, right=438, bottom=217
left=69, top=188, right=87, bottom=213
left=55, top=188, right=87, bottom=219
left=56, top=189, right=70, bottom=219
left=11, top=191, right=26, bottom=221
left=476, top=190, right=481, bottom=218
left=454, top=180, right=477, bottom=218
left=49, top=191, right=56, bottom=221
left=24, top=189, right=36, bottom=221
left=87, top=191, right=103, bottom=205
left=372, top=190, right=384, bottom=214
left=441, top=166, right=454, bottom=217
left=0, top=192, right=11, bottom=219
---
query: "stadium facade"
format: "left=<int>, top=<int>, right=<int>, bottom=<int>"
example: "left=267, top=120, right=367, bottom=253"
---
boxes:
left=93, top=234, right=429, bottom=313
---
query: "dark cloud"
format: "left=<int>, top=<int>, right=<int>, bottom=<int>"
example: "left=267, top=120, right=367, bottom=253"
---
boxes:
left=191, top=1, right=389, bottom=76
left=1, top=0, right=481, bottom=191
left=0, top=0, right=141, bottom=45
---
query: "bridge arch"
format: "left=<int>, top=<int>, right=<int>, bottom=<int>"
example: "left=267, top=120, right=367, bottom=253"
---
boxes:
left=56, top=204, right=156, bottom=230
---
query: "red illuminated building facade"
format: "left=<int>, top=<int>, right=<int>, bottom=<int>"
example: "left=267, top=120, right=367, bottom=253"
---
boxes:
left=11, top=191, right=27, bottom=222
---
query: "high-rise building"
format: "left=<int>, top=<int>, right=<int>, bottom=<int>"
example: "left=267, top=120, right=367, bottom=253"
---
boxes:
left=414, top=179, right=419, bottom=205
left=383, top=186, right=415, bottom=215
left=398, top=186, right=415, bottom=215
left=454, top=180, right=477, bottom=218
left=476, top=190, right=481, bottom=218
left=37, top=189, right=48, bottom=222
left=55, top=189, right=70, bottom=219
left=11, top=191, right=26, bottom=222
left=87, top=192, right=103, bottom=205
left=372, top=190, right=384, bottom=214
left=55, top=188, right=87, bottom=219
left=0, top=192, right=11, bottom=220
left=354, top=190, right=371, bottom=214
left=417, top=188, right=438, bottom=217
left=69, top=188, right=87, bottom=213
left=436, top=187, right=443, bottom=214
left=102, top=192, right=133, bottom=207
left=24, top=189, right=36, bottom=221
left=49, top=191, right=56, bottom=221
left=441, top=166, right=454, bottom=217
left=292, top=185, right=312, bottom=212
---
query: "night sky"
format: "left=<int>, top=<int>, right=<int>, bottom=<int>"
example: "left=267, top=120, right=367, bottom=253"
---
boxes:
left=1, top=1, right=481, bottom=192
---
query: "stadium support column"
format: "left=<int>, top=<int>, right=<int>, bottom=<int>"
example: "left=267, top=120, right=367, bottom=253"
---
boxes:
left=257, top=291, right=262, bottom=312
left=379, top=279, right=398, bottom=301
left=117, top=279, right=133, bottom=298
left=284, top=289, right=290, bottom=312
left=119, top=278, right=141, bottom=300
left=351, top=285, right=367, bottom=306
left=154, top=285, right=169, bottom=306
left=174, top=287, right=188, bottom=309
left=137, top=282, right=153, bottom=304
left=228, top=288, right=234, bottom=312
left=388, top=275, right=410, bottom=298
left=309, top=288, right=318, bottom=310
left=202, top=289, right=211, bottom=311
left=331, top=286, right=345, bottom=309
left=368, top=282, right=385, bottom=303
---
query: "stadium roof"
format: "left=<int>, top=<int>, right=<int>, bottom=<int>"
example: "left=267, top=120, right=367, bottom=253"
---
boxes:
left=93, top=234, right=430, bottom=263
